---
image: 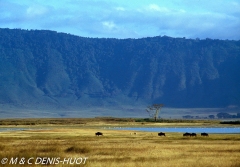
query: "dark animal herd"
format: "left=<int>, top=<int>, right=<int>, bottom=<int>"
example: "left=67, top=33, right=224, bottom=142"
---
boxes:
left=95, top=131, right=209, bottom=137
left=159, top=132, right=209, bottom=137
left=183, top=132, right=197, bottom=137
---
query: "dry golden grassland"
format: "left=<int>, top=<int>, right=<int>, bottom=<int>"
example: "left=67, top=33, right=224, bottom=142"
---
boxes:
left=0, top=118, right=239, bottom=167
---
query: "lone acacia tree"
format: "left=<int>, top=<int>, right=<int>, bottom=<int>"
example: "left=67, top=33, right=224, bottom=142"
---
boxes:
left=146, top=104, right=164, bottom=121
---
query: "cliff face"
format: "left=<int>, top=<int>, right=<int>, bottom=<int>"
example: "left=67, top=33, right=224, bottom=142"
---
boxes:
left=0, top=28, right=240, bottom=113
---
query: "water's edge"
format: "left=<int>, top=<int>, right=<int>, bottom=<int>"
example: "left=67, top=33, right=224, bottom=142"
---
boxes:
left=109, top=127, right=240, bottom=134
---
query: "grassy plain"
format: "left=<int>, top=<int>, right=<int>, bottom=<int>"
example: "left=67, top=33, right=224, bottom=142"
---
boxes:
left=0, top=118, right=239, bottom=167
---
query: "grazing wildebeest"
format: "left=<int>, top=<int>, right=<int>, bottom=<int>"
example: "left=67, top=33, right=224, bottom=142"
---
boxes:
left=158, top=132, right=166, bottom=136
left=183, top=132, right=191, bottom=137
left=190, top=133, right=197, bottom=137
left=201, top=132, right=209, bottom=137
left=95, top=132, right=103, bottom=136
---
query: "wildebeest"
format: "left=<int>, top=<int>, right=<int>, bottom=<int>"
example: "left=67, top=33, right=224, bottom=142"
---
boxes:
left=158, top=132, right=166, bottom=136
left=183, top=132, right=191, bottom=137
left=190, top=133, right=197, bottom=137
left=201, top=132, right=209, bottom=137
left=95, top=132, right=103, bottom=136
left=130, top=132, right=137, bottom=135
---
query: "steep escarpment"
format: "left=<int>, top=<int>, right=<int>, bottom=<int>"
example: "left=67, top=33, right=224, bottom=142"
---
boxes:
left=0, top=28, right=240, bottom=114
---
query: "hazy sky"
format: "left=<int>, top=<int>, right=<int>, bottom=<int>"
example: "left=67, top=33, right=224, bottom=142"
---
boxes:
left=1, top=0, right=240, bottom=39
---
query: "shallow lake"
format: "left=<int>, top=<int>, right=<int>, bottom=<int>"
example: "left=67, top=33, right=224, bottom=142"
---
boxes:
left=0, top=128, right=27, bottom=132
left=111, top=127, right=240, bottom=134
left=0, top=127, right=48, bottom=132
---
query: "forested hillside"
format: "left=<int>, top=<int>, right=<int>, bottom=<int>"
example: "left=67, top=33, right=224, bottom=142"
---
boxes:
left=0, top=28, right=240, bottom=116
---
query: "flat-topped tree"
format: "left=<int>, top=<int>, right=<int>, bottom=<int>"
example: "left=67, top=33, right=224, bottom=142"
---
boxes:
left=146, top=104, right=164, bottom=121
